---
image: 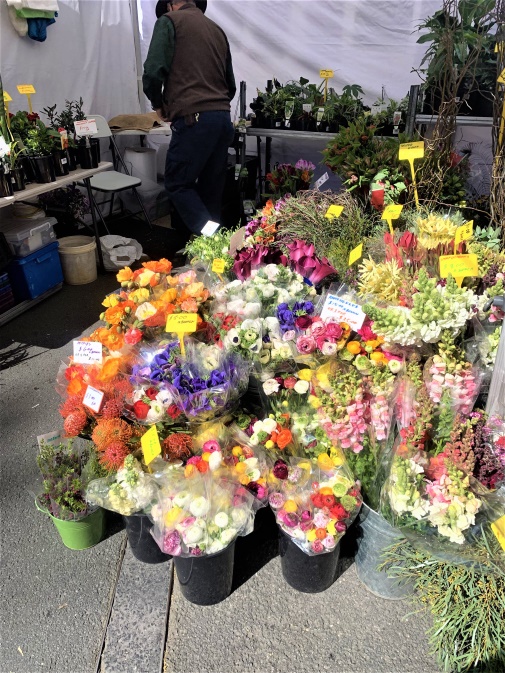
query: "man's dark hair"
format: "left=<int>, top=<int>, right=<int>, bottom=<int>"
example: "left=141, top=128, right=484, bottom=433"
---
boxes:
left=155, top=0, right=206, bottom=17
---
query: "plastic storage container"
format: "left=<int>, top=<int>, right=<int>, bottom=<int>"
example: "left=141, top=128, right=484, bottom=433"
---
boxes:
left=58, top=235, right=97, bottom=285
left=8, top=241, right=63, bottom=301
left=0, top=216, right=57, bottom=258
left=0, top=272, right=15, bottom=315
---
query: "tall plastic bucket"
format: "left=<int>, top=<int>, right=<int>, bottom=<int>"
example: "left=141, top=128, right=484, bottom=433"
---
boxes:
left=279, top=531, right=340, bottom=593
left=174, top=542, right=235, bottom=605
left=58, top=235, right=97, bottom=285
left=355, top=504, right=414, bottom=600
left=47, top=508, right=105, bottom=550
left=123, top=514, right=171, bottom=564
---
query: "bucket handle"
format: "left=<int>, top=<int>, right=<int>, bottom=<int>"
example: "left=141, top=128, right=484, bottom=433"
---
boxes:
left=29, top=223, right=48, bottom=236
left=36, top=251, right=53, bottom=263
left=35, top=498, right=50, bottom=516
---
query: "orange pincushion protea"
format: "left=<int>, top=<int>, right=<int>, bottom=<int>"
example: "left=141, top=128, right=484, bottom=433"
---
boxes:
left=162, top=433, right=193, bottom=461
left=59, top=394, right=85, bottom=418
left=100, top=441, right=131, bottom=471
left=63, top=409, right=88, bottom=437
left=92, top=418, right=133, bottom=452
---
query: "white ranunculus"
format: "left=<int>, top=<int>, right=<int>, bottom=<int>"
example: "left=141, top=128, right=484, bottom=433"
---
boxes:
left=214, top=512, right=229, bottom=528
left=208, top=451, right=222, bottom=471
left=321, top=342, right=338, bottom=356
left=231, top=509, right=248, bottom=528
left=244, top=457, right=259, bottom=469
left=247, top=468, right=261, bottom=482
left=242, top=302, right=262, bottom=318
left=207, top=539, right=226, bottom=554
left=294, top=380, right=310, bottom=394
left=262, top=417, right=278, bottom=434
left=283, top=330, right=296, bottom=342
left=156, top=388, right=174, bottom=406
left=189, top=496, right=210, bottom=518
left=245, top=287, right=259, bottom=302
left=184, top=525, right=205, bottom=544
left=135, top=302, right=157, bottom=321
left=227, top=298, right=246, bottom=315
left=146, top=402, right=165, bottom=424
left=263, top=264, right=280, bottom=281
left=174, top=491, right=192, bottom=508
left=220, top=528, right=237, bottom=546
left=263, top=378, right=280, bottom=395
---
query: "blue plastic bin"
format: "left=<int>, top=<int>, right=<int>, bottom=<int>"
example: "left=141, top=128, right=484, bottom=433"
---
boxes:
left=8, top=241, right=63, bottom=301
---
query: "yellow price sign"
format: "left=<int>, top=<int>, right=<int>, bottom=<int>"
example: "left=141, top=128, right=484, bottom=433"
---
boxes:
left=17, top=84, right=36, bottom=95
left=165, top=312, right=198, bottom=356
left=498, top=69, right=505, bottom=85
left=381, top=204, right=404, bottom=235
left=211, top=258, right=226, bottom=274
left=399, top=141, right=424, bottom=209
left=319, top=69, right=334, bottom=79
left=325, top=205, right=344, bottom=220
left=141, top=425, right=162, bottom=465
left=3, top=91, right=12, bottom=102
left=454, top=220, right=473, bottom=253
left=492, top=515, right=505, bottom=551
left=439, top=254, right=479, bottom=286
left=348, top=243, right=363, bottom=267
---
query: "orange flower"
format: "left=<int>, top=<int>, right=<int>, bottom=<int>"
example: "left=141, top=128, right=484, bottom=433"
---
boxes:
left=315, top=528, right=327, bottom=540
left=92, top=327, right=125, bottom=351
left=143, top=258, right=172, bottom=274
left=181, top=298, right=198, bottom=313
left=68, top=377, right=86, bottom=395
left=116, top=267, right=134, bottom=282
left=276, top=428, right=293, bottom=450
left=159, top=288, right=178, bottom=304
left=97, top=357, right=121, bottom=382
left=263, top=199, right=274, bottom=215
left=104, top=304, right=127, bottom=326
left=346, top=341, right=361, bottom=355
left=92, top=418, right=133, bottom=452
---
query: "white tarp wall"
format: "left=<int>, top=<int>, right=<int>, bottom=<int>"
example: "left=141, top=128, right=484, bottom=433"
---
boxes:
left=0, top=0, right=140, bottom=120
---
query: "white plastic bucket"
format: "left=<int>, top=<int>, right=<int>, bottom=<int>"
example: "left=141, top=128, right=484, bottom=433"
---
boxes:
left=58, top=235, right=97, bottom=285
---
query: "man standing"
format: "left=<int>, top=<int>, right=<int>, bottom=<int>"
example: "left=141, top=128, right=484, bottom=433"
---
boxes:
left=143, top=0, right=236, bottom=237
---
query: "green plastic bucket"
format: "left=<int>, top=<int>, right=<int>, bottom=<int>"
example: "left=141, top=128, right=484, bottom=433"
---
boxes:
left=37, top=501, right=105, bottom=550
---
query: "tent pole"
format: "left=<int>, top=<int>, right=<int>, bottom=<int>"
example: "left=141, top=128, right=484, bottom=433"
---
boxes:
left=130, top=0, right=146, bottom=113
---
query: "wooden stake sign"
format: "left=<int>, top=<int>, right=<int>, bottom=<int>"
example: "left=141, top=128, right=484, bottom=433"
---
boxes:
left=320, top=69, right=334, bottom=102
left=399, top=141, right=424, bottom=209
left=16, top=84, right=36, bottom=114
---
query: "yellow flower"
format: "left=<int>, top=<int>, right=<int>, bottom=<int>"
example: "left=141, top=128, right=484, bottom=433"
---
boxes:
left=297, top=368, right=313, bottom=382
left=330, top=447, right=345, bottom=466
left=358, top=257, right=404, bottom=303
left=202, top=452, right=211, bottom=462
left=297, top=461, right=311, bottom=471
left=284, top=500, right=297, bottom=513
left=308, top=395, right=322, bottom=410
left=265, top=440, right=275, bottom=450
left=417, top=214, right=458, bottom=250
left=116, top=267, right=133, bottom=282
left=129, top=288, right=150, bottom=304
left=135, top=302, right=157, bottom=321
left=102, top=293, right=120, bottom=308
left=232, top=446, right=243, bottom=457
left=327, top=521, right=336, bottom=536
left=164, top=506, right=182, bottom=526
left=317, top=453, right=334, bottom=471
left=306, top=529, right=317, bottom=542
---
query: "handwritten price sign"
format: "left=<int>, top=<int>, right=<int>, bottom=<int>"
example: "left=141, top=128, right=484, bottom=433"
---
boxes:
left=73, top=340, right=103, bottom=365
left=17, top=84, right=36, bottom=95
left=83, top=385, right=105, bottom=413
left=211, top=258, right=226, bottom=274
left=319, top=69, right=334, bottom=79
left=166, top=313, right=198, bottom=356
left=439, top=254, right=479, bottom=286
left=454, top=220, right=473, bottom=252
left=382, top=203, right=404, bottom=235
left=320, top=293, right=365, bottom=331
left=141, top=425, right=162, bottom=465
left=74, top=119, right=98, bottom=136
left=348, top=243, right=363, bottom=267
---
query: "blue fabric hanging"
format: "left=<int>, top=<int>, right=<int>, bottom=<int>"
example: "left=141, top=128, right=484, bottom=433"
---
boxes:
left=26, top=14, right=56, bottom=42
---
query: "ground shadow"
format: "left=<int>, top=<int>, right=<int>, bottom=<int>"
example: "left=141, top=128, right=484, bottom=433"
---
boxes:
left=231, top=507, right=279, bottom=593
left=0, top=342, right=30, bottom=371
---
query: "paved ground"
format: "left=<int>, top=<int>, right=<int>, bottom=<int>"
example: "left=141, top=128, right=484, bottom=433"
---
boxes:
left=1, top=270, right=439, bottom=673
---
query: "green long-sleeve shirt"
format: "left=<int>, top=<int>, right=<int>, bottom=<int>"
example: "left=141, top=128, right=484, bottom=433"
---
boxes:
left=142, top=15, right=236, bottom=111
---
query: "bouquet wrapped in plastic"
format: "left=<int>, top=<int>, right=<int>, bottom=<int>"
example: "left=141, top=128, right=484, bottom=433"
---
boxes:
left=219, top=430, right=270, bottom=503
left=268, top=454, right=362, bottom=555
left=150, top=472, right=256, bottom=557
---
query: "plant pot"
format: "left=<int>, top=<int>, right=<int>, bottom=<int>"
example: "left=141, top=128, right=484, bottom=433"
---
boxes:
left=174, top=541, right=235, bottom=605
left=328, top=121, right=339, bottom=134
left=78, top=141, right=100, bottom=169
left=279, top=530, right=340, bottom=593
left=20, top=155, right=36, bottom=184
left=32, top=155, right=56, bottom=184
left=10, top=167, right=25, bottom=192
left=52, top=149, right=70, bottom=177
left=123, top=514, right=171, bottom=564
left=0, top=170, right=14, bottom=198
left=355, top=504, right=414, bottom=600
left=68, top=147, right=79, bottom=170
left=49, top=507, right=105, bottom=550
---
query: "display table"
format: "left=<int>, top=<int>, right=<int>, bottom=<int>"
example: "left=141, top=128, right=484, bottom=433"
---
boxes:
left=0, top=162, right=113, bottom=271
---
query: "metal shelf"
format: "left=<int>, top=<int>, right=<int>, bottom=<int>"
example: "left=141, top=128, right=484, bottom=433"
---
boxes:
left=415, top=114, right=493, bottom=127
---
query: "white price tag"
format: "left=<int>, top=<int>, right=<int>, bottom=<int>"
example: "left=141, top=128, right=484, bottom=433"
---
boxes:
left=320, top=293, right=366, bottom=331
left=73, top=340, right=103, bottom=365
left=74, top=118, right=98, bottom=136
left=314, top=172, right=329, bottom=190
left=302, top=104, right=312, bottom=113
left=201, top=220, right=220, bottom=237
left=37, top=430, right=62, bottom=448
left=83, top=385, right=105, bottom=413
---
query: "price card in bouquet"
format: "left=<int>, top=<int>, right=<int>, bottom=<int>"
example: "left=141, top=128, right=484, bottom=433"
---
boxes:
left=211, top=258, right=226, bottom=274
left=201, top=220, right=220, bottom=237
left=73, top=340, right=103, bottom=365
left=325, top=205, right=343, bottom=220
left=439, top=254, right=479, bottom=286
left=74, top=118, right=98, bottom=136
left=141, top=425, right=162, bottom=465
left=314, top=172, right=329, bottom=190
left=320, top=293, right=365, bottom=331
left=319, top=69, right=334, bottom=79
left=492, top=515, right=505, bottom=551
left=83, top=385, right=105, bottom=413
left=166, top=313, right=198, bottom=356
left=348, top=242, right=363, bottom=266
left=454, top=220, right=473, bottom=252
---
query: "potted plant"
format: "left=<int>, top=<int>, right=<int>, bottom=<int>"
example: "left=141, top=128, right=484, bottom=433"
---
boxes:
left=38, top=184, right=90, bottom=231
left=23, top=120, right=60, bottom=183
left=7, top=140, right=26, bottom=192
left=43, top=99, right=86, bottom=171
left=35, top=440, right=106, bottom=550
left=9, top=110, right=42, bottom=183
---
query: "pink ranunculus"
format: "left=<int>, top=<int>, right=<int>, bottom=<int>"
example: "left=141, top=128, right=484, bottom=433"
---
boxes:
left=284, top=376, right=297, bottom=389
left=296, top=335, right=316, bottom=354
left=311, top=540, right=324, bottom=553
left=309, top=320, right=326, bottom=338
left=202, top=439, right=221, bottom=453
left=357, top=320, right=377, bottom=341
left=324, top=322, right=343, bottom=339
left=124, top=327, right=143, bottom=345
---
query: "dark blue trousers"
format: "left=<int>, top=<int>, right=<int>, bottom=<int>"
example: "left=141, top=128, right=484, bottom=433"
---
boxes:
left=164, top=110, right=235, bottom=235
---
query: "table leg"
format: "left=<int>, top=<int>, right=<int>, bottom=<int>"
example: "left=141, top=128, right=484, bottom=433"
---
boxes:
left=265, top=137, right=272, bottom=175
left=256, top=136, right=262, bottom=202
left=84, top=177, right=105, bottom=272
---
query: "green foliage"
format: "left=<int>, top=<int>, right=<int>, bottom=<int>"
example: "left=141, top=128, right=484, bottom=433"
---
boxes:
left=381, top=530, right=505, bottom=673
left=23, top=120, right=60, bottom=156
left=42, top=98, right=86, bottom=134
left=474, top=224, right=503, bottom=251
left=184, top=227, right=237, bottom=270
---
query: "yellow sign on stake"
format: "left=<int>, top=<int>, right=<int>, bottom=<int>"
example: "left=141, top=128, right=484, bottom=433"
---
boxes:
left=381, top=203, right=404, bottom=235
left=348, top=243, right=363, bottom=267
left=439, top=254, right=479, bottom=287
left=211, top=258, right=226, bottom=274
left=319, top=70, right=334, bottom=102
left=3, top=91, right=12, bottom=102
left=17, top=84, right=36, bottom=113
left=399, top=141, right=424, bottom=209
left=141, top=425, right=162, bottom=465
left=498, top=68, right=505, bottom=85
left=165, top=313, right=198, bottom=356
left=454, top=220, right=473, bottom=253
left=324, top=205, right=344, bottom=219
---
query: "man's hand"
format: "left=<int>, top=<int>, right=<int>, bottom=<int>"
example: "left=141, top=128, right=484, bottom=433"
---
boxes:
left=155, top=108, right=170, bottom=122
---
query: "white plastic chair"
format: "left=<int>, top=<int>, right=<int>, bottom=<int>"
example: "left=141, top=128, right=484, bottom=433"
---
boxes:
left=82, top=114, right=153, bottom=231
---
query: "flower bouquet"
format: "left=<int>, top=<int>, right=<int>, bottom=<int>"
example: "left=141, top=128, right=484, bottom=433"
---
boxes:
left=219, top=431, right=269, bottom=503
left=248, top=413, right=298, bottom=456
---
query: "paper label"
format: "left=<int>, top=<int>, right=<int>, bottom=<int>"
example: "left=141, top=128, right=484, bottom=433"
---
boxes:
left=74, top=119, right=98, bottom=136
left=211, top=258, right=226, bottom=274
left=325, top=205, right=344, bottom=219
left=82, top=385, right=105, bottom=413
left=399, top=141, right=425, bottom=161
left=314, top=172, right=329, bottom=190
left=3, top=91, right=12, bottom=102
left=73, top=340, right=103, bottom=365
left=166, top=313, right=198, bottom=334
left=37, top=430, right=62, bottom=449
left=201, top=220, right=220, bottom=237
left=498, top=68, right=505, bottom=85
left=381, top=204, right=404, bottom=221
left=302, top=104, right=312, bottom=114
left=439, top=254, right=479, bottom=280
left=454, top=220, right=473, bottom=249
left=348, top=243, right=363, bottom=266
left=141, top=425, right=162, bottom=465
left=17, top=84, right=36, bottom=95
left=320, top=69, right=334, bottom=78
left=320, top=294, right=366, bottom=331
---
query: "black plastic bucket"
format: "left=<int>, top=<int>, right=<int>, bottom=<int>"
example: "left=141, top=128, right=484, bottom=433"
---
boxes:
left=52, top=149, right=70, bottom=177
left=32, top=155, right=56, bottom=184
left=279, top=530, right=340, bottom=593
left=174, top=541, right=235, bottom=605
left=123, top=514, right=171, bottom=564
